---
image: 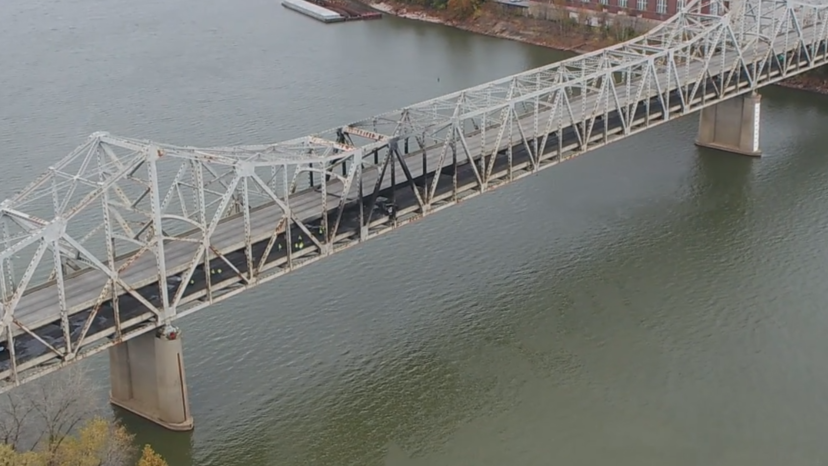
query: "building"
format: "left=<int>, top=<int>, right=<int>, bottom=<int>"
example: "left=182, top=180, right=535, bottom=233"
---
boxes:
left=495, top=0, right=720, bottom=27
left=564, top=0, right=682, bottom=22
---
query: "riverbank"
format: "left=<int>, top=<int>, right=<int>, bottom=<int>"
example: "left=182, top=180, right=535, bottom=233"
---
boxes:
left=370, top=1, right=625, bottom=52
left=369, top=0, right=828, bottom=94
left=775, top=73, right=828, bottom=95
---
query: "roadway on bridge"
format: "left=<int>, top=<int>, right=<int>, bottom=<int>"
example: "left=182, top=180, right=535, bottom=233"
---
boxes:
left=1, top=22, right=822, bottom=376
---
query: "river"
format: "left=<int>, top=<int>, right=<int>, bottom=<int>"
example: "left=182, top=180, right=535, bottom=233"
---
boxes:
left=2, top=0, right=828, bottom=465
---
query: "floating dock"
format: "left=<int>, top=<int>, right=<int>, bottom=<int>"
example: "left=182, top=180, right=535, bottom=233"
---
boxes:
left=281, top=0, right=345, bottom=23
left=281, top=0, right=382, bottom=23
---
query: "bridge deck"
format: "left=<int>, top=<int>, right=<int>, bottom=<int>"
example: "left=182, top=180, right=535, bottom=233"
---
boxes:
left=11, top=38, right=818, bottom=330
left=2, top=8, right=827, bottom=385
left=16, top=25, right=809, bottom=329
left=13, top=83, right=650, bottom=327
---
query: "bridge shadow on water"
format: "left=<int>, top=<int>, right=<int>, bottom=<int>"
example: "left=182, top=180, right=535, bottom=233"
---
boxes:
left=130, top=90, right=828, bottom=466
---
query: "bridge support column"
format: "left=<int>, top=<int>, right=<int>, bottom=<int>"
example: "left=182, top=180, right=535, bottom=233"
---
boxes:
left=695, top=92, right=762, bottom=156
left=109, top=325, right=193, bottom=431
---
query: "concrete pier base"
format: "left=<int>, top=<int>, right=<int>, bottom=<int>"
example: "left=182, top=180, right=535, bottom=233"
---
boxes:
left=695, top=92, right=762, bottom=156
left=109, top=326, right=193, bottom=431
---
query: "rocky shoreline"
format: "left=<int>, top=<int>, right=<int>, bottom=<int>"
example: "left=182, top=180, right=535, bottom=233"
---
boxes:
left=369, top=1, right=622, bottom=53
left=369, top=0, right=828, bottom=95
left=775, top=74, right=828, bottom=95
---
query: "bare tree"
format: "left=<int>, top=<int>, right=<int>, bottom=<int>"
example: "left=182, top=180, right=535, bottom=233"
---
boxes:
left=0, top=365, right=99, bottom=453
left=49, top=417, right=136, bottom=466
left=0, top=389, right=32, bottom=449
left=0, top=366, right=168, bottom=466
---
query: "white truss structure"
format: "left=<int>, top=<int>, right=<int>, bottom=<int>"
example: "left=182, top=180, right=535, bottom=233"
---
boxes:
left=1, top=0, right=827, bottom=391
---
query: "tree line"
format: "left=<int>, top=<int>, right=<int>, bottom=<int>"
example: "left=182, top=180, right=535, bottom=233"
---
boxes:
left=0, top=367, right=169, bottom=466
left=392, top=0, right=643, bottom=41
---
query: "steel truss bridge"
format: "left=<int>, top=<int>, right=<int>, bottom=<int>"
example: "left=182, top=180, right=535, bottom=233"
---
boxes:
left=0, top=0, right=826, bottom=391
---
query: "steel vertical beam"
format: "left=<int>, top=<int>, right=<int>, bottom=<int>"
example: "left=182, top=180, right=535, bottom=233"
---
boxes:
left=146, top=146, right=173, bottom=323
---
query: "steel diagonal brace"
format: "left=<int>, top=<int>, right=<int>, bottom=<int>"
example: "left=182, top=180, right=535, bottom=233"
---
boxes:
left=56, top=144, right=98, bottom=215
left=560, top=91, right=584, bottom=149
left=255, top=216, right=287, bottom=275
left=687, top=30, right=726, bottom=103
left=250, top=172, right=290, bottom=213
left=0, top=225, right=48, bottom=263
left=199, top=163, right=237, bottom=200
left=329, top=151, right=362, bottom=240
left=427, top=99, right=465, bottom=202
left=646, top=60, right=668, bottom=120
left=484, top=80, right=518, bottom=179
left=11, top=318, right=63, bottom=359
left=511, top=109, right=539, bottom=171
left=456, top=130, right=485, bottom=189
left=75, top=222, right=107, bottom=250
left=6, top=139, right=95, bottom=204
left=582, top=74, right=612, bottom=149
left=608, top=81, right=629, bottom=135
left=159, top=163, right=191, bottom=215
left=3, top=241, right=48, bottom=338
left=60, top=158, right=146, bottom=222
left=208, top=245, right=249, bottom=285
left=363, top=150, right=392, bottom=227
left=688, top=44, right=725, bottom=102
left=666, top=54, right=687, bottom=114
left=789, top=8, right=813, bottom=62
left=619, top=67, right=646, bottom=129
left=538, top=90, right=564, bottom=160
left=248, top=173, right=324, bottom=253
left=1, top=208, right=47, bottom=230
left=424, top=130, right=453, bottom=204
left=485, top=105, right=514, bottom=182
left=10, top=210, right=81, bottom=278
left=721, top=24, right=757, bottom=88
left=61, top=235, right=164, bottom=319
left=761, top=23, right=787, bottom=77
left=170, top=175, right=240, bottom=308
left=389, top=141, right=426, bottom=211
left=3, top=239, right=52, bottom=368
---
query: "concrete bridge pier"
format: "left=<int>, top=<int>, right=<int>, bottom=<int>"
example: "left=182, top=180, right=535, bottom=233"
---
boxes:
left=695, top=92, right=762, bottom=156
left=108, top=325, right=194, bottom=431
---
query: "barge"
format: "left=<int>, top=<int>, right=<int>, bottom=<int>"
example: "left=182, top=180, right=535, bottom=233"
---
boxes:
left=281, top=0, right=345, bottom=23
left=281, top=0, right=382, bottom=23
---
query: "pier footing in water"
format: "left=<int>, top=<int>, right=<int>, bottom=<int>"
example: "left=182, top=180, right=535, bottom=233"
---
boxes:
left=109, top=326, right=193, bottom=432
left=696, top=91, right=762, bottom=156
